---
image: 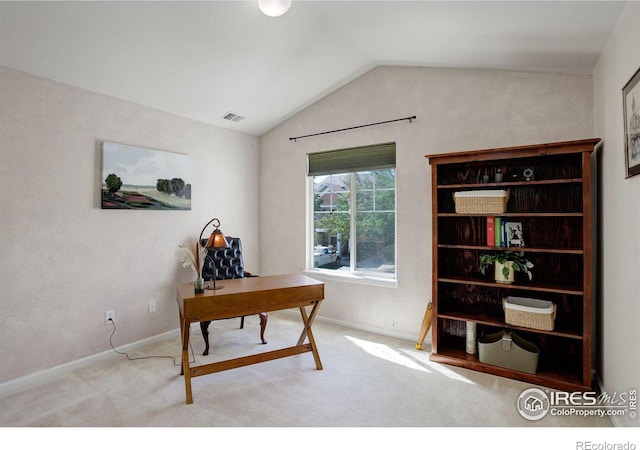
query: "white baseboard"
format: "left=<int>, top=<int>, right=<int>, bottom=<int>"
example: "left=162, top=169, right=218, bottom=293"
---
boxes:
left=0, top=328, right=181, bottom=398
left=277, top=310, right=425, bottom=344
left=0, top=315, right=423, bottom=398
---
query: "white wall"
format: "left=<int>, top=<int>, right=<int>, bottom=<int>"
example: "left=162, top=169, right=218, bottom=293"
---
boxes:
left=593, top=1, right=640, bottom=427
left=260, top=66, right=594, bottom=340
left=0, top=66, right=260, bottom=383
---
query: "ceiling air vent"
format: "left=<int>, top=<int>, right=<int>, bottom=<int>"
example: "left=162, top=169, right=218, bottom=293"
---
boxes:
left=221, top=112, right=245, bottom=122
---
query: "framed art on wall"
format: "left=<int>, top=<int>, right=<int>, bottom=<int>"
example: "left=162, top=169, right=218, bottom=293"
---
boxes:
left=623, top=66, right=640, bottom=179
left=101, top=141, right=192, bottom=210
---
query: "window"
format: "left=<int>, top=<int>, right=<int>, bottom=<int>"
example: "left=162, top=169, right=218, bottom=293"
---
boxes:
left=308, top=143, right=396, bottom=278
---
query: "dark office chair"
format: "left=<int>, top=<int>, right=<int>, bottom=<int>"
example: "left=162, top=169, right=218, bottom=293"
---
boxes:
left=199, top=237, right=268, bottom=356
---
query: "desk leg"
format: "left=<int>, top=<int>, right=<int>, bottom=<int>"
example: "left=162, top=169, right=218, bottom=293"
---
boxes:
left=297, top=301, right=319, bottom=345
left=179, top=308, right=185, bottom=376
left=298, top=303, right=323, bottom=370
left=180, top=315, right=193, bottom=404
left=259, top=312, right=268, bottom=344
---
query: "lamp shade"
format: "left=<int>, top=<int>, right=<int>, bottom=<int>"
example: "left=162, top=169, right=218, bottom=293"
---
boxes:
left=205, top=228, right=229, bottom=249
left=199, top=218, right=230, bottom=249
left=258, top=0, right=292, bottom=17
left=198, top=217, right=229, bottom=291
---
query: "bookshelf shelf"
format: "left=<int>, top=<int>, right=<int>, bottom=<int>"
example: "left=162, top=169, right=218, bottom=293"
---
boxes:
left=437, top=178, right=583, bottom=189
left=437, top=311, right=583, bottom=340
left=431, top=347, right=586, bottom=391
left=437, top=244, right=584, bottom=255
left=437, top=212, right=583, bottom=217
left=426, top=138, right=600, bottom=392
left=437, top=276, right=584, bottom=295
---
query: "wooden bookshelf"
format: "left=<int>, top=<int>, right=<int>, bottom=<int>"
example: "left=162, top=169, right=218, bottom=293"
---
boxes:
left=426, top=138, right=601, bottom=391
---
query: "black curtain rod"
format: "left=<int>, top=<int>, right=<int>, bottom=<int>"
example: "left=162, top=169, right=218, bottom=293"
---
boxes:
left=289, top=115, right=416, bottom=142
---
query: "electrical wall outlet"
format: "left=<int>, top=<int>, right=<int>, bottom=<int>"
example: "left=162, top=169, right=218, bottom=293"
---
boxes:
left=148, top=300, right=157, bottom=314
left=105, top=310, right=115, bottom=325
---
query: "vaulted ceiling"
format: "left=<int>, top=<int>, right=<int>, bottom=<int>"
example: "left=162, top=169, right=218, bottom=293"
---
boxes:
left=0, top=1, right=628, bottom=136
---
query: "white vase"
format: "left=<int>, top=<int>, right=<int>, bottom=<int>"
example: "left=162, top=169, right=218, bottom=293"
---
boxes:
left=494, top=261, right=515, bottom=284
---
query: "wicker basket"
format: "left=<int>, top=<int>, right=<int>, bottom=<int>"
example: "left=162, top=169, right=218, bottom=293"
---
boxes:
left=503, top=296, right=556, bottom=331
left=453, top=189, right=509, bottom=214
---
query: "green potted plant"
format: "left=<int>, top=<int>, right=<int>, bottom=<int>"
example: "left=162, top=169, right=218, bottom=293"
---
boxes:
left=478, top=251, right=534, bottom=284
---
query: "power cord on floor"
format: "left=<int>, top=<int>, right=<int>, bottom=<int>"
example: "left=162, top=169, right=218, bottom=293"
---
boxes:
left=108, top=318, right=194, bottom=366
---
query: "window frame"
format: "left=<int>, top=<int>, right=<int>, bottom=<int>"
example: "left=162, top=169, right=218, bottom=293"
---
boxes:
left=306, top=168, right=398, bottom=287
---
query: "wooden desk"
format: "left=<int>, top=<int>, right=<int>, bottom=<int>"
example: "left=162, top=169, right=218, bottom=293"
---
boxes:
left=176, top=273, right=325, bottom=404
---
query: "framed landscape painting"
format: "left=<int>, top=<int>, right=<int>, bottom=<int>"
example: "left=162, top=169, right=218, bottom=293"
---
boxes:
left=623, top=66, right=640, bottom=179
left=101, top=141, right=192, bottom=210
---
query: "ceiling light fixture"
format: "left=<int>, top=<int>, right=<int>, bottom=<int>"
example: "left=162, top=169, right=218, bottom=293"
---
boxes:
left=258, top=0, right=292, bottom=18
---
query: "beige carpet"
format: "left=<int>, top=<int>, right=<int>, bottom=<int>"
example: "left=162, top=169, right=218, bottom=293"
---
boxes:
left=0, top=312, right=617, bottom=434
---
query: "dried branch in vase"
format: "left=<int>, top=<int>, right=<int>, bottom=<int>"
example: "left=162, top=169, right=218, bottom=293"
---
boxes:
left=177, top=240, right=208, bottom=278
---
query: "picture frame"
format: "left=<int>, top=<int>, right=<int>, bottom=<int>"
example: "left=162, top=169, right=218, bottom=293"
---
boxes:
left=505, top=221, right=524, bottom=247
left=101, top=141, right=192, bottom=210
left=623, top=66, right=640, bottom=179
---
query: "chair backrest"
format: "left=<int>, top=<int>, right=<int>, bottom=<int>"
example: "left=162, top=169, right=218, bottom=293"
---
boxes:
left=201, top=237, right=245, bottom=281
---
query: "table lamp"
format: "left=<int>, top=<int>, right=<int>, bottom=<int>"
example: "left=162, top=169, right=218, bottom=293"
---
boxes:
left=199, top=217, right=230, bottom=290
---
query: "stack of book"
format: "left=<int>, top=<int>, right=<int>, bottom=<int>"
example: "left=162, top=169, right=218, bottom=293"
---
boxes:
left=487, top=217, right=523, bottom=247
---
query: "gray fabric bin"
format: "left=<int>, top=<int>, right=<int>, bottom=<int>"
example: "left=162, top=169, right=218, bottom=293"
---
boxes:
left=478, top=330, right=540, bottom=374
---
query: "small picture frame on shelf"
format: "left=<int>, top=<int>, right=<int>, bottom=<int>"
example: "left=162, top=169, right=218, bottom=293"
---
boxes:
left=505, top=221, right=524, bottom=247
left=623, top=65, right=640, bottom=179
